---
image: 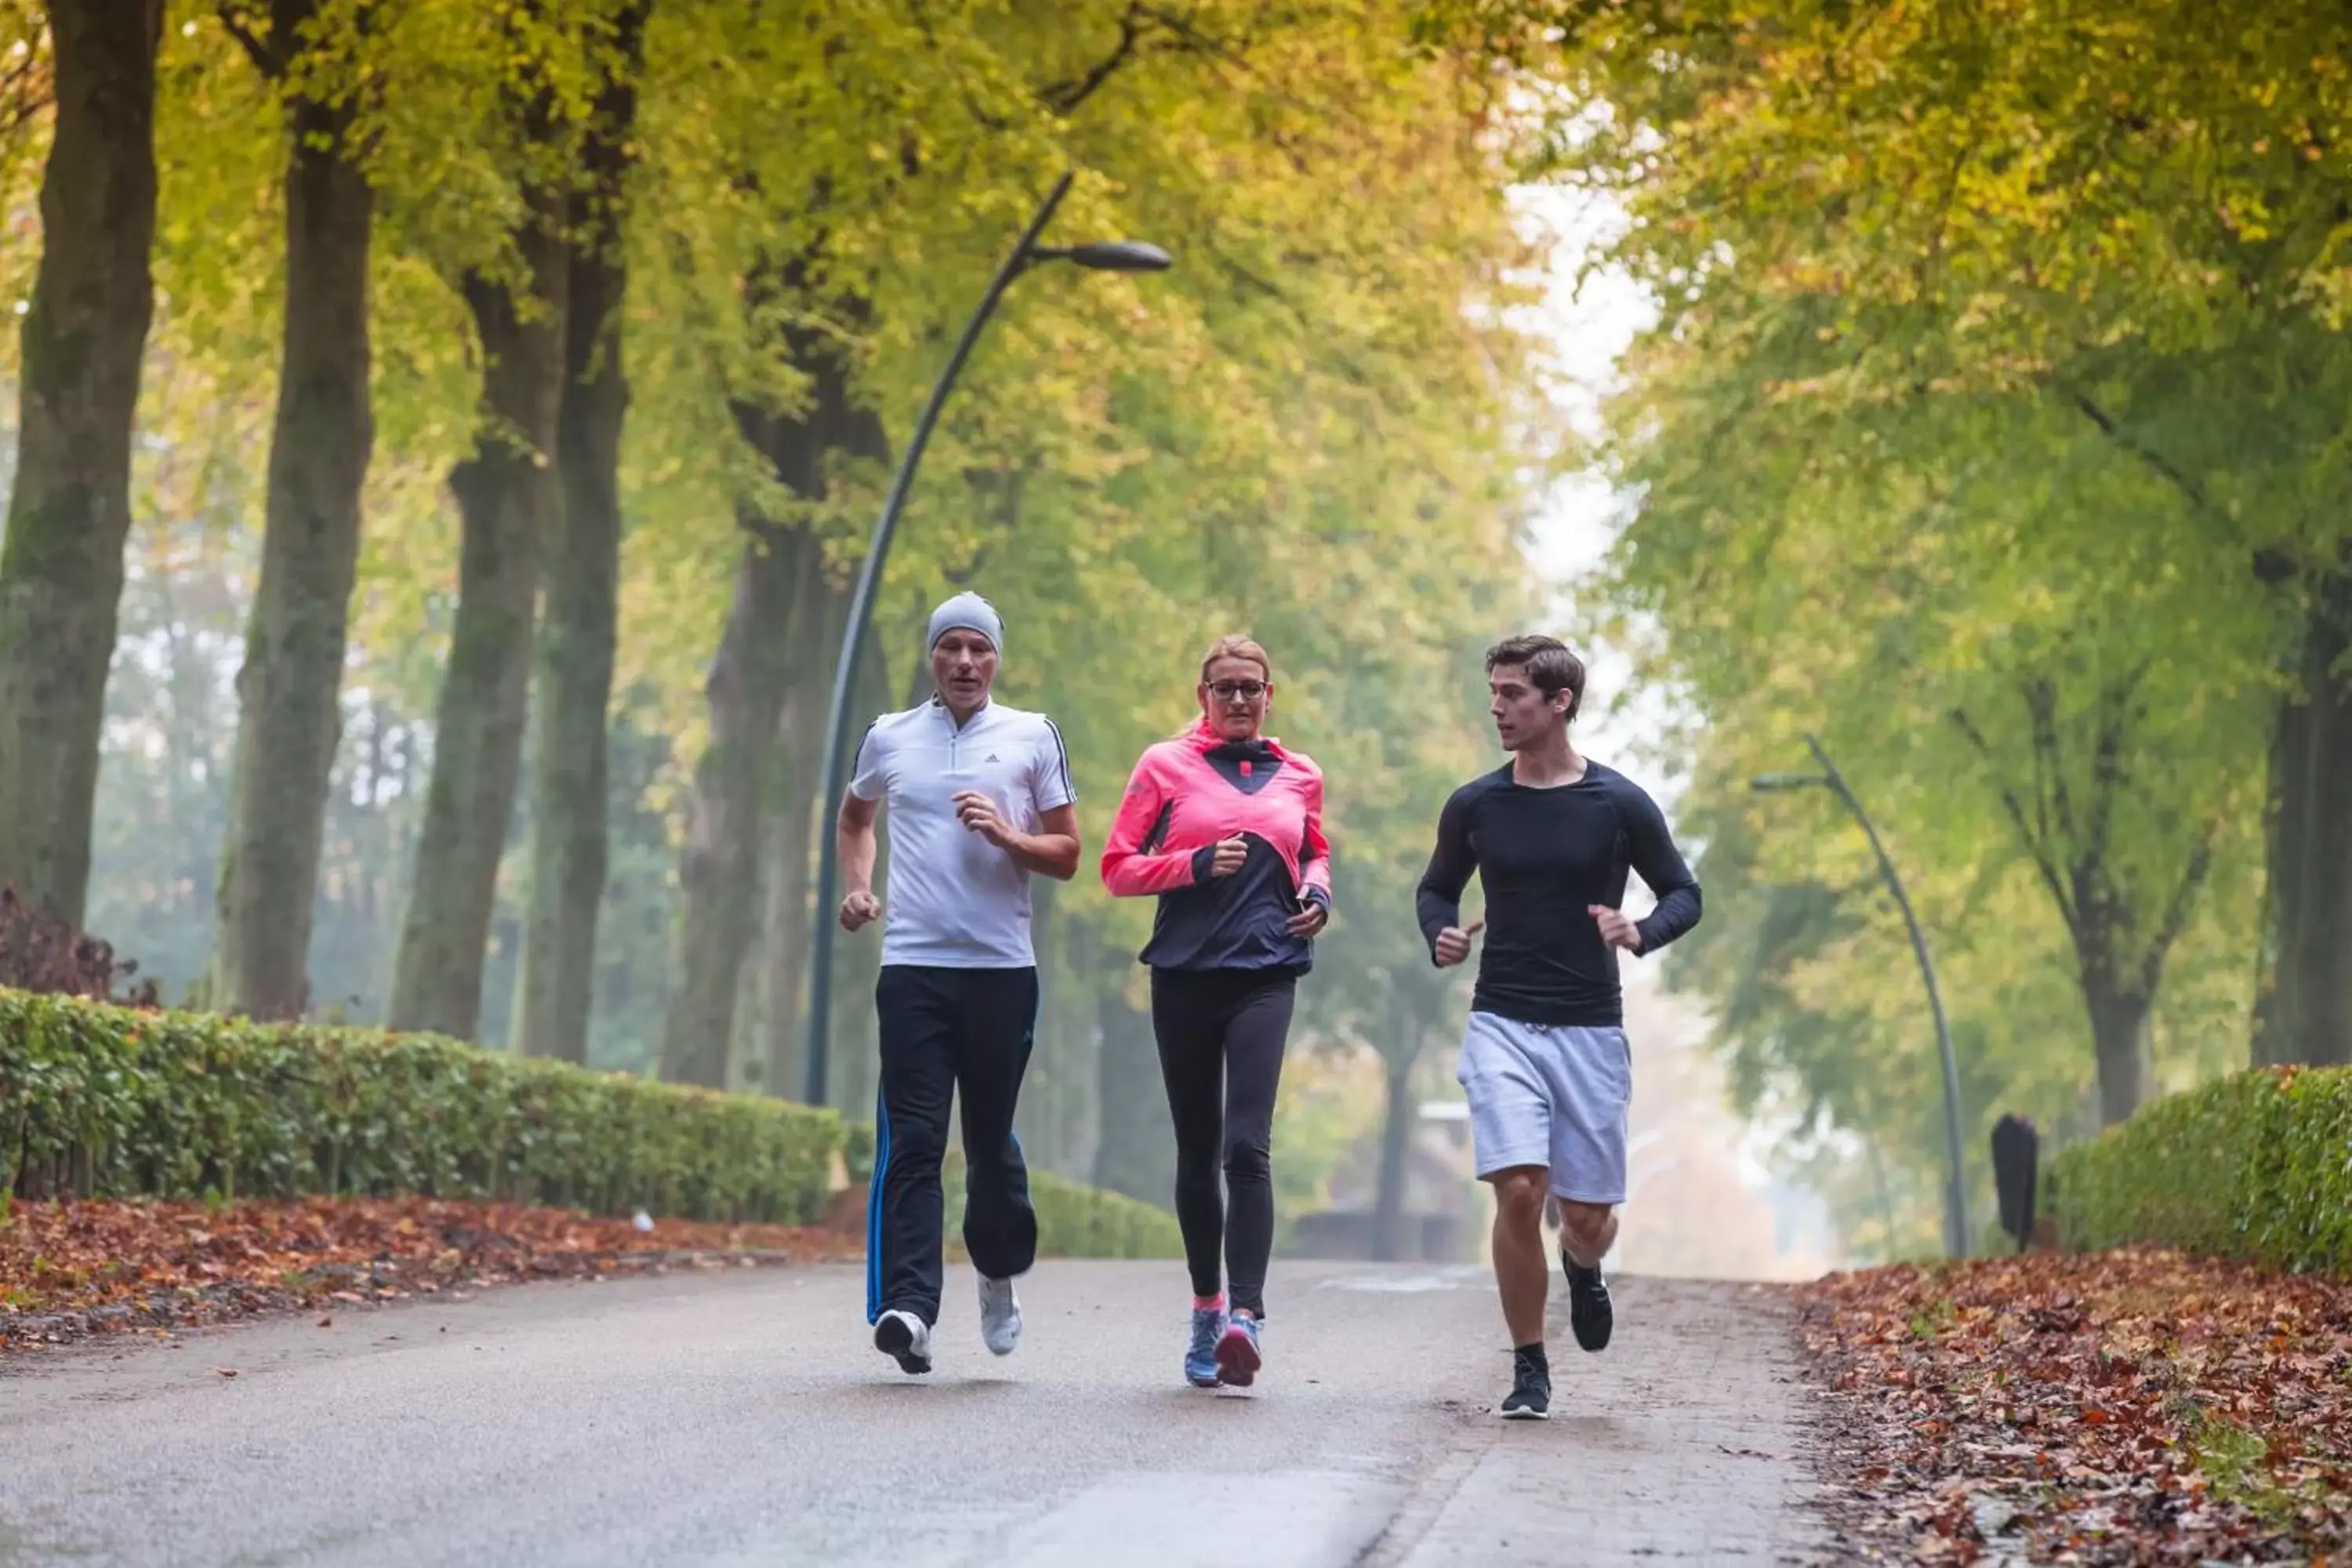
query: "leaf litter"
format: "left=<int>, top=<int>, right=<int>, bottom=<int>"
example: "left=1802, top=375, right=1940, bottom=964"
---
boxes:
left=1, top=1196, right=857, bottom=1352
left=1797, top=1247, right=2352, bottom=1564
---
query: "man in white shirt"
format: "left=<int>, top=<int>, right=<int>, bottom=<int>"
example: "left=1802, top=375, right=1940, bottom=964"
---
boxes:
left=837, top=592, right=1081, bottom=1375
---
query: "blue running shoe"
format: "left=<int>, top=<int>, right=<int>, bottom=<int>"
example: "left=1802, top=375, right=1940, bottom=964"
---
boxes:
left=1185, top=1301, right=1225, bottom=1388
left=1215, top=1313, right=1263, bottom=1388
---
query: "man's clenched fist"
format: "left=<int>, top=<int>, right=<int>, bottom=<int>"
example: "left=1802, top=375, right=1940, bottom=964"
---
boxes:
left=1590, top=905, right=1642, bottom=953
left=1434, top=918, right=1484, bottom=968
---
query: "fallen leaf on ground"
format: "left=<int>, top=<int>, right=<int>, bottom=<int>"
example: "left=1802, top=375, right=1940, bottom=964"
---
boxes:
left=1796, top=1248, right=2352, bottom=1564
left=1, top=1196, right=859, bottom=1352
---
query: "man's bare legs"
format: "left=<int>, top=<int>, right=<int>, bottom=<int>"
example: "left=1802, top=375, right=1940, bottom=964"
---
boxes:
left=1490, top=1166, right=1556, bottom=1418
left=1494, top=1178, right=1618, bottom=1336
left=1558, top=1200, right=1617, bottom=1269
left=1555, top=1196, right=1618, bottom=1353
left=1489, top=1167, right=1551, bottom=1346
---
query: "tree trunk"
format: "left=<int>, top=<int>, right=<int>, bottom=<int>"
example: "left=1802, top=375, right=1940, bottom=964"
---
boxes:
left=657, top=521, right=817, bottom=1088
left=726, top=554, right=833, bottom=1093
left=1371, top=1046, right=1416, bottom=1263
left=2258, top=564, right=2352, bottom=1068
left=656, top=304, right=887, bottom=1088
left=0, top=0, right=162, bottom=926
left=387, top=194, right=568, bottom=1038
left=212, top=63, right=373, bottom=1021
left=512, top=14, right=646, bottom=1061
left=750, top=573, right=849, bottom=1098
left=2082, top=967, right=2153, bottom=1127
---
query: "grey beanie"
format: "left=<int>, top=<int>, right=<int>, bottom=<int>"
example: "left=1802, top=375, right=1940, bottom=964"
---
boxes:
left=927, top=591, right=1004, bottom=655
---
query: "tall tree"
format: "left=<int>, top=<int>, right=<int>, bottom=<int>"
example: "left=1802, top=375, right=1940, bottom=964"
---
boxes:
left=2256, top=566, right=2352, bottom=1066
left=511, top=0, right=650, bottom=1060
left=0, top=0, right=163, bottom=926
left=655, top=290, right=887, bottom=1089
left=1598, top=323, right=2263, bottom=1127
left=747, top=573, right=848, bottom=1098
left=1532, top=0, right=2352, bottom=1070
left=1949, top=670, right=2221, bottom=1124
left=655, top=520, right=814, bottom=1087
left=387, top=166, right=572, bottom=1037
left=210, top=0, right=378, bottom=1019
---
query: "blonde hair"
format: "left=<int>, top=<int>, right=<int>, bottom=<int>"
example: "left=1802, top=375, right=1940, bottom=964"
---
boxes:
left=1199, top=634, right=1272, bottom=685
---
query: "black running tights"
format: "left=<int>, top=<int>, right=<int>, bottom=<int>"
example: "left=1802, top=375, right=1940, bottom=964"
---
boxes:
left=1149, top=968, right=1297, bottom=1319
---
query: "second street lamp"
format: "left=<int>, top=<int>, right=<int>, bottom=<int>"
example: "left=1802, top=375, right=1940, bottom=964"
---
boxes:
left=1751, top=733, right=1971, bottom=1259
left=800, top=172, right=1170, bottom=1107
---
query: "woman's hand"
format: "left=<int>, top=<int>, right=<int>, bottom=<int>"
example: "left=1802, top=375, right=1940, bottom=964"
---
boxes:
left=1207, top=835, right=1250, bottom=877
left=1287, top=898, right=1330, bottom=938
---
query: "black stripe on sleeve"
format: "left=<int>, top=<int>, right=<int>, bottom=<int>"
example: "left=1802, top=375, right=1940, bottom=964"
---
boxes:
left=1043, top=717, right=1075, bottom=803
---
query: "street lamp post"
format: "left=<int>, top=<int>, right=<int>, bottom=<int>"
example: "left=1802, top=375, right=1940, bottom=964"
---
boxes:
left=800, top=172, right=1171, bottom=1106
left=1752, top=733, right=1971, bottom=1258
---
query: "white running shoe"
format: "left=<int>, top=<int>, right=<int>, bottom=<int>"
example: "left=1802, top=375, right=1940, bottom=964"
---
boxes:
left=874, top=1308, right=932, bottom=1374
left=979, top=1276, right=1022, bottom=1357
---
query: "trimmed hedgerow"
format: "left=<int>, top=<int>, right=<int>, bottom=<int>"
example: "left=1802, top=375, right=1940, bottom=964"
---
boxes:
left=931, top=1149, right=1185, bottom=1260
left=2048, top=1065, right=2352, bottom=1275
left=0, top=992, right=843, bottom=1225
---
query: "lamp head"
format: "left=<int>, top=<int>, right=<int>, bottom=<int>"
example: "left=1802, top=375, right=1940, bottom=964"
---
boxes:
left=1038, top=240, right=1173, bottom=273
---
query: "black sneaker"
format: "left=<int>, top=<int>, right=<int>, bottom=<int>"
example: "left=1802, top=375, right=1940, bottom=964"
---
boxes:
left=1500, top=1348, right=1551, bottom=1421
left=873, top=1308, right=934, bottom=1375
left=1562, top=1254, right=1613, bottom=1352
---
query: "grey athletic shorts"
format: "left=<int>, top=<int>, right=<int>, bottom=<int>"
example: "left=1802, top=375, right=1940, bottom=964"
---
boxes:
left=1454, top=1011, right=1632, bottom=1205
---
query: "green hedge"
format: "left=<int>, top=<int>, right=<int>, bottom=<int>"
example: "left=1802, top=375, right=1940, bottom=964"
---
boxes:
left=844, top=1120, right=877, bottom=1185
left=935, top=1150, right=1185, bottom=1259
left=0, top=991, right=844, bottom=1224
left=2049, top=1065, right=2352, bottom=1274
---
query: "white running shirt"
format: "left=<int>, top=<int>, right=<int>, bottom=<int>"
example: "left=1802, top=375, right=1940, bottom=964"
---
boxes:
left=848, top=698, right=1076, bottom=968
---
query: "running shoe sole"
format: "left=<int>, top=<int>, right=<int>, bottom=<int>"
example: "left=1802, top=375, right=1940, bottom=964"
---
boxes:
left=1500, top=1402, right=1552, bottom=1421
left=874, top=1314, right=932, bottom=1375
left=1214, top=1325, right=1261, bottom=1388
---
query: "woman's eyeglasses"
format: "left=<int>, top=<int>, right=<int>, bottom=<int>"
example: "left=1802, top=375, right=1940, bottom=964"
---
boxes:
left=1209, top=681, right=1267, bottom=702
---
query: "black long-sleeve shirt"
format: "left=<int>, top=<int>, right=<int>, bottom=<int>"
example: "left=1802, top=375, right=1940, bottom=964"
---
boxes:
left=1414, top=760, right=1702, bottom=1028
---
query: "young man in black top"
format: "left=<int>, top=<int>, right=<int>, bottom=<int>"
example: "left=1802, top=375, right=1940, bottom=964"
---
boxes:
left=1416, top=635, right=1701, bottom=1420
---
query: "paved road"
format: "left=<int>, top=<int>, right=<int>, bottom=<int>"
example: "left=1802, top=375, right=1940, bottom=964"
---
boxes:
left=0, top=1261, right=1824, bottom=1566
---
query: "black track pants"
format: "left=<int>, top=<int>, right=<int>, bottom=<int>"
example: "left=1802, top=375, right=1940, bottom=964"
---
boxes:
left=867, top=965, right=1040, bottom=1327
left=1149, top=968, right=1298, bottom=1319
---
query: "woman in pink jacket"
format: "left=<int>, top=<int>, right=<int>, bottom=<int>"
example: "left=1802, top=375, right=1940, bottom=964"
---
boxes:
left=1101, top=634, right=1332, bottom=1390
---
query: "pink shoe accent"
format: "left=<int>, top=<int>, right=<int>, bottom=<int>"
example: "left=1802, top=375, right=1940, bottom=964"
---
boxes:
left=1214, top=1319, right=1261, bottom=1388
left=1192, top=1293, right=1226, bottom=1312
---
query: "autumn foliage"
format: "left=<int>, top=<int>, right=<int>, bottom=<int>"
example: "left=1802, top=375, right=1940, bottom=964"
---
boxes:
left=0, top=884, right=155, bottom=1005
left=1801, top=1250, right=2352, bottom=1564
left=0, top=1195, right=857, bottom=1350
